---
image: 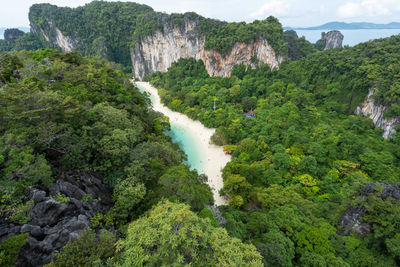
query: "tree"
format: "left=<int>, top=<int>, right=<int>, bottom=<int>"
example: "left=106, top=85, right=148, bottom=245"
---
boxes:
left=109, top=176, right=146, bottom=224
left=295, top=223, right=335, bottom=257
left=117, top=201, right=263, bottom=266
left=47, top=229, right=116, bottom=267
left=0, top=233, right=28, bottom=267
left=256, top=230, right=295, bottom=267
left=158, top=164, right=213, bottom=210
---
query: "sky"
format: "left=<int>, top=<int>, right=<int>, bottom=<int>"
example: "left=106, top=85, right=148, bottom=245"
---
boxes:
left=1, top=0, right=400, bottom=28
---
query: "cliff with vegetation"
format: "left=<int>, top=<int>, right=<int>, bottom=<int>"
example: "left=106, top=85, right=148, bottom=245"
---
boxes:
left=315, top=30, right=344, bottom=50
left=27, top=2, right=295, bottom=77
left=131, top=15, right=285, bottom=78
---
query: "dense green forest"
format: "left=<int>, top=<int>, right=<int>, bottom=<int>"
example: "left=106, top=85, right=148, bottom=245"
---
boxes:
left=0, top=28, right=52, bottom=52
left=1, top=1, right=400, bottom=266
left=146, top=35, right=400, bottom=266
left=0, top=49, right=264, bottom=266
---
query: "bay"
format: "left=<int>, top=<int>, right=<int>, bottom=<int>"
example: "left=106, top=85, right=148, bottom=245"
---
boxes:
left=135, top=81, right=231, bottom=206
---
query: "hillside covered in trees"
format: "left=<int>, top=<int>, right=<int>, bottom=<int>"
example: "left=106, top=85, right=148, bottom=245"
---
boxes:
left=0, top=49, right=265, bottom=266
left=1, top=1, right=400, bottom=266
left=146, top=35, right=400, bottom=266
left=23, top=1, right=315, bottom=72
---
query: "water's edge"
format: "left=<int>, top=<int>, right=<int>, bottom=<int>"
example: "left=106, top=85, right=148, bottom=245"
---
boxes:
left=135, top=81, right=231, bottom=206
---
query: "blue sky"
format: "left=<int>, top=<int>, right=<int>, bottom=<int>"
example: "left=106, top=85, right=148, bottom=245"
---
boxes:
left=1, top=0, right=400, bottom=28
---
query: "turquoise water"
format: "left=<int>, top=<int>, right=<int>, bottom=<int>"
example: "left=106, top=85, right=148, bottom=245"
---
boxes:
left=136, top=83, right=204, bottom=173
left=296, top=29, right=400, bottom=46
left=165, top=124, right=204, bottom=173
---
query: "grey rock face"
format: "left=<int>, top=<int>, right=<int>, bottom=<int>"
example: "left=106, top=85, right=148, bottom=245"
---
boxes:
left=206, top=205, right=227, bottom=226
left=0, top=172, right=112, bottom=267
left=339, top=207, right=370, bottom=236
left=340, top=182, right=400, bottom=236
left=131, top=18, right=283, bottom=79
left=32, top=21, right=78, bottom=52
left=355, top=88, right=400, bottom=138
left=4, top=28, right=25, bottom=43
left=319, top=30, right=344, bottom=50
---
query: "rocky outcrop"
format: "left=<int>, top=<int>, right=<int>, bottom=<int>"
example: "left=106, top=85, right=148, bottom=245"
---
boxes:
left=206, top=205, right=226, bottom=226
left=131, top=19, right=283, bottom=79
left=317, top=30, right=344, bottom=50
left=355, top=88, right=400, bottom=138
left=33, top=21, right=78, bottom=52
left=4, top=28, right=25, bottom=43
left=339, top=207, right=370, bottom=236
left=0, top=172, right=112, bottom=267
left=339, top=182, right=400, bottom=236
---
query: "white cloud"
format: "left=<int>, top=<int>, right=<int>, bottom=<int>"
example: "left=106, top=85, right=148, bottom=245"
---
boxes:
left=250, top=0, right=292, bottom=19
left=337, top=0, right=400, bottom=19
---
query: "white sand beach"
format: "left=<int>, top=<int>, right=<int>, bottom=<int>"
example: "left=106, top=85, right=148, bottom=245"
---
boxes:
left=135, top=81, right=231, bottom=206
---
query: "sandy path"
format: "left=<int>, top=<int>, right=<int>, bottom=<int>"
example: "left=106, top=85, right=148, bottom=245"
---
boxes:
left=135, top=82, right=230, bottom=206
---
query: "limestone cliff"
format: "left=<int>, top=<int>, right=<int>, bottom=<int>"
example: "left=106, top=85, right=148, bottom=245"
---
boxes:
left=316, top=30, right=344, bottom=50
left=355, top=89, right=400, bottom=138
left=131, top=20, right=283, bottom=79
left=31, top=21, right=78, bottom=52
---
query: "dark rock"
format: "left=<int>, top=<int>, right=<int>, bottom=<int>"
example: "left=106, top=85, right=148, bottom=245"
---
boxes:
left=206, top=205, right=227, bottom=226
left=0, top=224, right=10, bottom=237
left=339, top=207, right=370, bottom=236
left=28, top=188, right=47, bottom=204
left=339, top=182, right=400, bottom=236
left=30, top=199, right=68, bottom=227
left=381, top=182, right=400, bottom=199
left=0, top=172, right=113, bottom=267
left=21, top=224, right=43, bottom=238
left=49, top=180, right=86, bottom=200
left=4, top=28, right=25, bottom=43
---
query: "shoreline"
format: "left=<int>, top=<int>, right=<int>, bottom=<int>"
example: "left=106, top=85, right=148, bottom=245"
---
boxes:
left=135, top=81, right=231, bottom=206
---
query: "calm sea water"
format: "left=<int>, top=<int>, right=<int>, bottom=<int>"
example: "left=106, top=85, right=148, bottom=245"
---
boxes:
left=296, top=29, right=400, bottom=46
left=137, top=84, right=204, bottom=173
left=165, top=124, right=204, bottom=172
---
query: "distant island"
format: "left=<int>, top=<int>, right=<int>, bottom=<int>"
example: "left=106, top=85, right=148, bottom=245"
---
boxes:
left=0, top=27, right=29, bottom=37
left=285, top=21, right=400, bottom=30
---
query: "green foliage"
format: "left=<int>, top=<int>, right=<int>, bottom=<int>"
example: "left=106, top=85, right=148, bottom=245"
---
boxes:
left=198, top=208, right=218, bottom=227
left=109, top=176, right=146, bottom=224
left=284, top=30, right=317, bottom=60
left=147, top=35, right=400, bottom=265
left=9, top=200, right=33, bottom=224
left=0, top=30, right=52, bottom=53
left=4, top=29, right=25, bottom=42
left=47, top=229, right=116, bottom=267
left=0, top=233, right=28, bottom=267
left=117, top=200, right=263, bottom=266
left=158, top=164, right=214, bottom=210
left=50, top=192, right=70, bottom=204
left=384, top=103, right=400, bottom=118
left=28, top=2, right=291, bottom=71
left=0, top=53, right=23, bottom=84
left=255, top=230, right=295, bottom=267
left=200, top=16, right=287, bottom=55
left=0, top=49, right=211, bottom=230
left=29, top=2, right=154, bottom=72
left=81, top=193, right=93, bottom=202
